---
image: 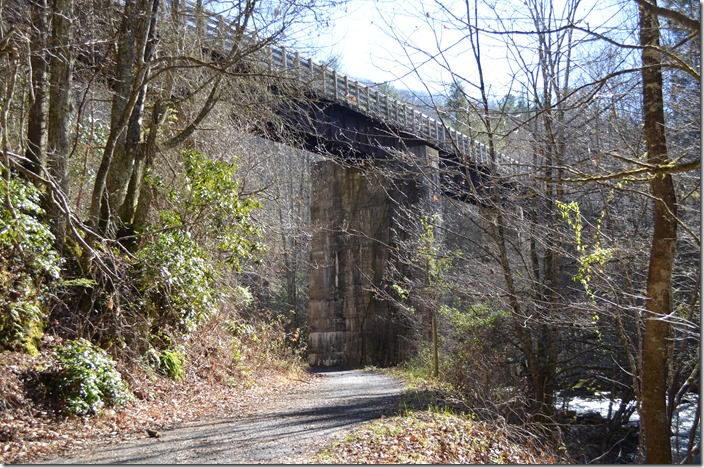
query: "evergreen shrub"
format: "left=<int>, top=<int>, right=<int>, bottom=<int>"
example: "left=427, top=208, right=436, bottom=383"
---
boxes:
left=43, top=338, right=131, bottom=416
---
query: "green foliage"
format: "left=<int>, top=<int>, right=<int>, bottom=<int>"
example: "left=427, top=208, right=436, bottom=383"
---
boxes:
left=401, top=303, right=510, bottom=387
left=167, top=149, right=265, bottom=271
left=440, top=303, right=509, bottom=338
left=436, top=303, right=514, bottom=403
left=44, top=339, right=131, bottom=416
left=143, top=332, right=185, bottom=379
left=134, top=150, right=265, bottom=337
left=402, top=341, right=441, bottom=379
left=136, top=229, right=217, bottom=333
left=0, top=174, right=60, bottom=354
left=146, top=346, right=185, bottom=380
left=231, top=285, right=254, bottom=309
left=391, top=283, right=409, bottom=300
left=497, top=92, right=531, bottom=113
left=443, top=82, right=474, bottom=135
left=557, top=199, right=613, bottom=324
left=412, top=214, right=452, bottom=377
left=159, top=348, right=185, bottom=379
left=417, top=214, right=451, bottom=291
left=0, top=176, right=60, bottom=277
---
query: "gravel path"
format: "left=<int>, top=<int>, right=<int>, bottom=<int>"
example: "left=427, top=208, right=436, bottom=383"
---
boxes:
left=41, top=369, right=404, bottom=464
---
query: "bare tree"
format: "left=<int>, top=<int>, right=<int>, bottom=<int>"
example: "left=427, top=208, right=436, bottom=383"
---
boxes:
left=84, top=0, right=338, bottom=238
left=376, top=0, right=699, bottom=461
left=23, top=0, right=49, bottom=177
left=637, top=0, right=696, bottom=462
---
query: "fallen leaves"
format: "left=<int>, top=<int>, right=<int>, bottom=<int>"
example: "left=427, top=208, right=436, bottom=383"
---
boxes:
left=0, top=340, right=314, bottom=464
left=313, top=411, right=559, bottom=464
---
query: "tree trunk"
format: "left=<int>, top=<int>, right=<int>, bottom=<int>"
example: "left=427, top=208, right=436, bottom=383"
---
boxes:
left=131, top=99, right=166, bottom=234
left=639, top=0, right=676, bottom=463
left=431, top=311, right=439, bottom=377
left=46, top=0, right=73, bottom=252
left=90, top=0, right=158, bottom=234
left=110, top=0, right=160, bottom=224
left=24, top=0, right=49, bottom=177
left=120, top=0, right=164, bottom=229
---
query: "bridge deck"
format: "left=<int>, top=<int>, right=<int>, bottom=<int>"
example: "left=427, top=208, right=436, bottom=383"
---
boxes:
left=180, top=1, right=521, bottom=176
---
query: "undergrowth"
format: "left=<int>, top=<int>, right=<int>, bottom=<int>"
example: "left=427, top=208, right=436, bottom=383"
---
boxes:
left=311, top=365, right=570, bottom=464
left=40, top=338, right=131, bottom=416
left=313, top=410, right=561, bottom=464
left=0, top=176, right=60, bottom=355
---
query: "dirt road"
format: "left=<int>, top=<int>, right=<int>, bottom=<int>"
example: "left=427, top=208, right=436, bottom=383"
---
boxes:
left=41, top=369, right=404, bottom=464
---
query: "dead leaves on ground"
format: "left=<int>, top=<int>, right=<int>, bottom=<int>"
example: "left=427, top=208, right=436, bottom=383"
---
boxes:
left=314, top=410, right=559, bottom=464
left=0, top=347, right=313, bottom=464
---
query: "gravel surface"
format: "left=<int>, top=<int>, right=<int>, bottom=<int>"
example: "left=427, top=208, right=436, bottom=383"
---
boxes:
left=41, top=369, right=404, bottom=464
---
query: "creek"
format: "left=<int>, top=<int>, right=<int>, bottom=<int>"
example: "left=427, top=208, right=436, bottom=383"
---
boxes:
left=556, top=390, right=700, bottom=463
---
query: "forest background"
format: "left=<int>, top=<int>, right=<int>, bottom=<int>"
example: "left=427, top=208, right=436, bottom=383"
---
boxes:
left=0, top=0, right=700, bottom=463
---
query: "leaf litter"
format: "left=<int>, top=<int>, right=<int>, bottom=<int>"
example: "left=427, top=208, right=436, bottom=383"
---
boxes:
left=0, top=332, right=314, bottom=464
left=313, top=410, right=559, bottom=464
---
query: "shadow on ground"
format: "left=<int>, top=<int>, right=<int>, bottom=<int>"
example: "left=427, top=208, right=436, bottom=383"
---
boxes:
left=42, top=369, right=403, bottom=464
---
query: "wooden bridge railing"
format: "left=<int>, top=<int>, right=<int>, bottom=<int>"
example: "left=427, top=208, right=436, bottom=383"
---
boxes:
left=181, top=1, right=521, bottom=176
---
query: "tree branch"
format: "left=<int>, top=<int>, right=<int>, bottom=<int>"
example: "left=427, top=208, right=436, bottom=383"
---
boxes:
left=554, top=159, right=701, bottom=183
left=634, top=0, right=701, bottom=33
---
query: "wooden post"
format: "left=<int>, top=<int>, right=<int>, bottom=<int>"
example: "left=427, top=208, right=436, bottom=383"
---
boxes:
left=281, top=46, right=287, bottom=75
left=266, top=44, right=273, bottom=74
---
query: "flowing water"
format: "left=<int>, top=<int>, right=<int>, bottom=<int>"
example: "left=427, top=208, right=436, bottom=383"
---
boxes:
left=556, top=391, right=700, bottom=462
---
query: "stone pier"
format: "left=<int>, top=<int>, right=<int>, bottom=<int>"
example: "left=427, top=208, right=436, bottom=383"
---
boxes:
left=307, top=146, right=439, bottom=368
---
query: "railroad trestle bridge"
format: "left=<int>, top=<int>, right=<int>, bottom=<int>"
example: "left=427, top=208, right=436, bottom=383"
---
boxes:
left=190, top=4, right=524, bottom=367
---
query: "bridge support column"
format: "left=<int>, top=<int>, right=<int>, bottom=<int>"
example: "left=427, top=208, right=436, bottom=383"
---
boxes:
left=307, top=161, right=406, bottom=368
left=307, top=146, right=441, bottom=368
left=408, top=144, right=441, bottom=215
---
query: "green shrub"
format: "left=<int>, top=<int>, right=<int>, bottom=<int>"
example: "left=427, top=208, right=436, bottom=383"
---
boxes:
left=136, top=229, right=217, bottom=333
left=144, top=332, right=185, bottom=380
left=164, top=149, right=265, bottom=272
left=44, top=339, right=131, bottom=416
left=0, top=175, right=60, bottom=354
left=134, top=150, right=265, bottom=337
left=160, top=348, right=185, bottom=379
left=438, top=303, right=513, bottom=403
left=148, top=347, right=185, bottom=380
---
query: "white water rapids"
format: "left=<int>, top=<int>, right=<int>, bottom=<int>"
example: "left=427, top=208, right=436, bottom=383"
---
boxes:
left=556, top=391, right=700, bottom=462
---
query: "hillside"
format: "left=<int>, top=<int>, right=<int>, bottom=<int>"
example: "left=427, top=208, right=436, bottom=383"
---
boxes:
left=0, top=314, right=311, bottom=463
